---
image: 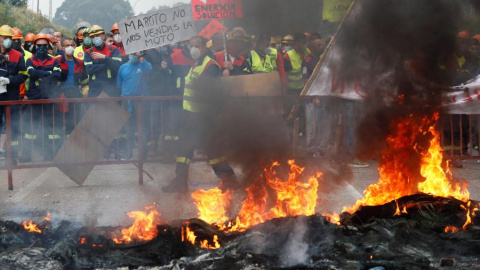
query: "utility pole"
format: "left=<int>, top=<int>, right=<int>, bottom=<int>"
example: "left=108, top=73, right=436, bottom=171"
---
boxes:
left=49, top=0, right=52, bottom=19
left=36, top=0, right=39, bottom=13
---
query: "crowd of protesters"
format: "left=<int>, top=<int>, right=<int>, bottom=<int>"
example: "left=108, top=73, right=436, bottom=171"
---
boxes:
left=0, top=22, right=479, bottom=171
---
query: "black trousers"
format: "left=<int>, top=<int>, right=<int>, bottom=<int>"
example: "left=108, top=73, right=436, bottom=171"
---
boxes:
left=175, top=110, right=234, bottom=179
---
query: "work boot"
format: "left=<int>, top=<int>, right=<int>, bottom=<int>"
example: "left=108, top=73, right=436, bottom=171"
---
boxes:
left=161, top=175, right=188, bottom=193
left=219, top=173, right=240, bottom=192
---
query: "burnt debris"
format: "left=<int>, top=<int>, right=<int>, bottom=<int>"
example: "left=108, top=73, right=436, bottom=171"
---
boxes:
left=1, top=194, right=479, bottom=269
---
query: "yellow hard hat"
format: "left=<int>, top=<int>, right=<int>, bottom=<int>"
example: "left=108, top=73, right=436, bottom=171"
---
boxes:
left=89, top=25, right=105, bottom=36
left=0, top=25, right=14, bottom=37
left=281, top=35, right=294, bottom=44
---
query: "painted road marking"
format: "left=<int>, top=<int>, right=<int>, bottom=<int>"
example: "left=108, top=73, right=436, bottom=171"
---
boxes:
left=4, top=168, right=55, bottom=204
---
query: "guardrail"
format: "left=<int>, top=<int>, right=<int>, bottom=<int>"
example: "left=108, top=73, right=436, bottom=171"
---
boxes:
left=1, top=95, right=478, bottom=190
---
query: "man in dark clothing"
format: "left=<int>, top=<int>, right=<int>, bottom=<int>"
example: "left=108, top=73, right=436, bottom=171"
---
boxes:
left=302, top=34, right=324, bottom=81
left=0, top=25, right=27, bottom=164
left=143, top=46, right=175, bottom=158
left=24, top=33, right=62, bottom=161
left=83, top=25, right=122, bottom=97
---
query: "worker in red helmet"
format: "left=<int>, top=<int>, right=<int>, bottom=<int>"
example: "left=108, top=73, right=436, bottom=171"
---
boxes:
left=23, top=32, right=62, bottom=162
left=0, top=25, right=28, bottom=164
left=24, top=33, right=36, bottom=54
left=110, top=23, right=126, bottom=58
left=10, top=27, right=32, bottom=101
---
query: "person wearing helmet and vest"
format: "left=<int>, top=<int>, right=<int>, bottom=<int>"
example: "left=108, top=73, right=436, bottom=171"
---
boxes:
left=162, top=35, right=240, bottom=193
left=24, top=33, right=36, bottom=54
left=11, top=27, right=32, bottom=100
left=58, top=37, right=88, bottom=135
left=214, top=29, right=251, bottom=76
left=23, top=32, right=62, bottom=162
left=73, top=27, right=92, bottom=61
left=0, top=25, right=27, bottom=164
left=84, top=25, right=122, bottom=97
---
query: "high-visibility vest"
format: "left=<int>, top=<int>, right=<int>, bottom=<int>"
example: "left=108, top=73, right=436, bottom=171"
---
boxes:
left=286, top=49, right=306, bottom=90
left=266, top=48, right=278, bottom=71
left=19, top=49, right=32, bottom=98
left=250, top=50, right=274, bottom=73
left=183, top=55, right=219, bottom=113
left=74, top=46, right=85, bottom=60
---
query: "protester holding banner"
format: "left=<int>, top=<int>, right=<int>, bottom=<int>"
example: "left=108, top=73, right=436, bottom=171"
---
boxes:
left=214, top=29, right=251, bottom=76
left=302, top=34, right=324, bottom=81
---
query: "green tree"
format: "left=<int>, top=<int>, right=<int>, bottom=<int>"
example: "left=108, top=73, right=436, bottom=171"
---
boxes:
left=0, top=0, right=27, bottom=7
left=53, top=0, right=133, bottom=31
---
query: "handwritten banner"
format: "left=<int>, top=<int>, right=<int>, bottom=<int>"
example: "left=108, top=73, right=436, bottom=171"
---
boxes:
left=118, top=5, right=197, bottom=54
left=198, top=19, right=228, bottom=39
left=191, top=0, right=243, bottom=21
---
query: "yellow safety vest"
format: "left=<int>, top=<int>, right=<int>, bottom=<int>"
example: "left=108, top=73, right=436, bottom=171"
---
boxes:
left=74, top=46, right=85, bottom=60
left=183, top=55, right=219, bottom=113
left=266, top=48, right=278, bottom=71
left=286, top=49, right=306, bottom=90
left=250, top=50, right=274, bottom=73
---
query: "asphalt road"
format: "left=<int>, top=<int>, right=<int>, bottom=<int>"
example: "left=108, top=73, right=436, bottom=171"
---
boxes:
left=0, top=158, right=479, bottom=227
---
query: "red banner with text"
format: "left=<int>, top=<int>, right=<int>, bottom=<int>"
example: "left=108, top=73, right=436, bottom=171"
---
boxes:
left=191, top=0, right=243, bottom=21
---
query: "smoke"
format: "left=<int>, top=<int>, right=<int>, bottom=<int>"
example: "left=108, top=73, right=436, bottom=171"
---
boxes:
left=280, top=216, right=309, bottom=267
left=331, top=0, right=478, bottom=164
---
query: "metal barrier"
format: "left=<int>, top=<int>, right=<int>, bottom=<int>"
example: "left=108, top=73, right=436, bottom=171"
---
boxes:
left=0, top=96, right=183, bottom=190
left=1, top=96, right=478, bottom=190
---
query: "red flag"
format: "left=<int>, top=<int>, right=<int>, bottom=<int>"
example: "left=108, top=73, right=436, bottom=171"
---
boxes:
left=191, top=0, right=243, bottom=21
left=198, top=19, right=228, bottom=39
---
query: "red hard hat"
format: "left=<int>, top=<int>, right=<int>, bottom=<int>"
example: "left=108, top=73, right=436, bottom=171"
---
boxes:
left=473, top=34, right=480, bottom=44
left=46, top=34, right=58, bottom=44
left=25, top=33, right=35, bottom=42
left=457, top=30, right=471, bottom=39
left=12, top=27, right=22, bottom=40
left=111, top=23, right=119, bottom=33
left=34, top=32, right=50, bottom=43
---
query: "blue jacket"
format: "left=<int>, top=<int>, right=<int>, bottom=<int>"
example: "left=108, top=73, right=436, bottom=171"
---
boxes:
left=117, top=60, right=152, bottom=97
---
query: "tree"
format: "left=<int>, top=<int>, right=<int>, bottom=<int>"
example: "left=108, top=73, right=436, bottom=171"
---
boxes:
left=53, top=0, right=133, bottom=31
left=0, top=0, right=27, bottom=7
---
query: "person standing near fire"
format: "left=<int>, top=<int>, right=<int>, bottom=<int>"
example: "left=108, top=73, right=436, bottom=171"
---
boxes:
left=162, top=35, right=240, bottom=193
left=0, top=25, right=27, bottom=164
left=284, top=33, right=308, bottom=139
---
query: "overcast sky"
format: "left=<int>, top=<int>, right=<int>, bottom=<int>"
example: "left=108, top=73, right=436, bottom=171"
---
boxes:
left=31, top=0, right=184, bottom=18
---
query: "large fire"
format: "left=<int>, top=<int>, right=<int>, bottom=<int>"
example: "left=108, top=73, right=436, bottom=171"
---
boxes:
left=192, top=160, right=322, bottom=233
left=112, top=205, right=162, bottom=244
left=343, top=113, right=471, bottom=214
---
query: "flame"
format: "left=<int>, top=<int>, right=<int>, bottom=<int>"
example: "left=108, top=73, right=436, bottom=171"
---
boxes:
left=394, top=200, right=401, bottom=216
left=22, top=220, right=42, bottom=233
left=444, top=226, right=458, bottom=233
left=44, top=213, right=51, bottom=222
left=323, top=212, right=341, bottom=225
left=418, top=118, right=469, bottom=202
left=200, top=235, right=221, bottom=249
left=340, top=113, right=471, bottom=216
left=192, top=160, right=321, bottom=232
left=112, top=206, right=161, bottom=244
left=181, top=222, right=220, bottom=249
left=191, top=188, right=232, bottom=226
left=80, top=238, right=87, bottom=244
